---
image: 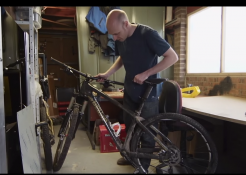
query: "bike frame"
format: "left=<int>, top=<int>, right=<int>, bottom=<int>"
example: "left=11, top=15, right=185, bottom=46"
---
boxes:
left=51, top=57, right=172, bottom=173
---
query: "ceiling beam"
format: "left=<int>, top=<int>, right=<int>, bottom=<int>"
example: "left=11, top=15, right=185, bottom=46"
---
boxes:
left=40, top=27, right=77, bottom=31
left=44, top=6, right=76, bottom=10
left=42, top=18, right=74, bottom=27
left=42, top=8, right=76, bottom=18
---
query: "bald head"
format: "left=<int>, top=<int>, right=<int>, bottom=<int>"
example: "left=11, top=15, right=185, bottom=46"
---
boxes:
left=106, top=9, right=131, bottom=41
left=106, top=9, right=129, bottom=30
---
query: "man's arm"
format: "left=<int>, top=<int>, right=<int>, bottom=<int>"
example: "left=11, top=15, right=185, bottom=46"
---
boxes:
left=105, top=56, right=123, bottom=76
left=134, top=47, right=178, bottom=84
left=96, top=56, right=123, bottom=80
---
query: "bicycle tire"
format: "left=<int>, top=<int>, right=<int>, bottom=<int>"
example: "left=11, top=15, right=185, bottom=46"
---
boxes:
left=130, top=113, right=218, bottom=174
left=40, top=106, right=53, bottom=171
left=53, top=105, right=79, bottom=172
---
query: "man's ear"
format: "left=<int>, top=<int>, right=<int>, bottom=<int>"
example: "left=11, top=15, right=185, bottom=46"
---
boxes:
left=124, top=21, right=128, bottom=27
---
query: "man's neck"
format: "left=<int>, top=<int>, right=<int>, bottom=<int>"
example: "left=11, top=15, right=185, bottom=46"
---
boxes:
left=128, top=23, right=137, bottom=37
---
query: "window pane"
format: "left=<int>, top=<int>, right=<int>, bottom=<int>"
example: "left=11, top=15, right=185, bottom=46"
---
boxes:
left=187, top=7, right=222, bottom=73
left=224, top=7, right=246, bottom=73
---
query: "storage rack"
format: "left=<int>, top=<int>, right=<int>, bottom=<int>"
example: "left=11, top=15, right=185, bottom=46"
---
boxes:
left=0, top=6, right=43, bottom=173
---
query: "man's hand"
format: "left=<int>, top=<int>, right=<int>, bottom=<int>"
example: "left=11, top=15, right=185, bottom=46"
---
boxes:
left=95, top=73, right=109, bottom=82
left=133, top=72, right=149, bottom=85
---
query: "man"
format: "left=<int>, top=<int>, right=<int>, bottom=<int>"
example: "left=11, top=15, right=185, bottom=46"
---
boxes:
left=96, top=9, right=178, bottom=173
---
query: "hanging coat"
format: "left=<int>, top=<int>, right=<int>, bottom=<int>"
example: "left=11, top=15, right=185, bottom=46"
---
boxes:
left=85, top=6, right=107, bottom=34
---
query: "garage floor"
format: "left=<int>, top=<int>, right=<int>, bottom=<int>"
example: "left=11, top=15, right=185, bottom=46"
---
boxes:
left=41, top=123, right=135, bottom=174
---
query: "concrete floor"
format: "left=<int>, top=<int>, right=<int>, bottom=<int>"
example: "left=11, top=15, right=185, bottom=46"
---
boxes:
left=41, top=123, right=135, bottom=174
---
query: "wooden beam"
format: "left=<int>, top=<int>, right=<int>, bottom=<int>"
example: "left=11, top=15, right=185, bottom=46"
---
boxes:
left=42, top=8, right=76, bottom=18
left=42, top=18, right=74, bottom=27
left=44, top=6, right=76, bottom=10
left=40, top=27, right=77, bottom=31
left=3, top=6, right=16, bottom=20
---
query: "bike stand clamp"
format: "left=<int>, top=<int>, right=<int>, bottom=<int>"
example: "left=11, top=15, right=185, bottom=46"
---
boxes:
left=35, top=121, right=48, bottom=136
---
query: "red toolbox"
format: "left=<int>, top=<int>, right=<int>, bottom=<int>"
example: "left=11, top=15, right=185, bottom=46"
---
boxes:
left=99, top=124, right=126, bottom=153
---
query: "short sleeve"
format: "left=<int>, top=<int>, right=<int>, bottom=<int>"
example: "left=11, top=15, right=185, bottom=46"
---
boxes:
left=144, top=29, right=171, bottom=57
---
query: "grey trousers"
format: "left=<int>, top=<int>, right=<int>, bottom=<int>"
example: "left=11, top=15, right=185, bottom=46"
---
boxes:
left=123, top=92, right=159, bottom=172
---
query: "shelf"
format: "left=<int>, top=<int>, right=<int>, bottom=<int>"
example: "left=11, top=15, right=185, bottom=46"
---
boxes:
left=165, top=18, right=181, bottom=30
left=15, top=20, right=30, bottom=31
left=15, top=20, right=37, bottom=32
left=165, top=18, right=181, bottom=35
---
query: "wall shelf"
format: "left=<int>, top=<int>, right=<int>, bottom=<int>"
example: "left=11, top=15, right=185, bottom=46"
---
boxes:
left=165, top=18, right=180, bottom=28
left=165, top=18, right=181, bottom=35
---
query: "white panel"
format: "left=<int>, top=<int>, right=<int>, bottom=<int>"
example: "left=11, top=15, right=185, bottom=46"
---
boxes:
left=17, top=104, right=41, bottom=173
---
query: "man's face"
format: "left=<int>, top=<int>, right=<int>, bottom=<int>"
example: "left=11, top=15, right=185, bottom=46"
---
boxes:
left=107, top=21, right=127, bottom=42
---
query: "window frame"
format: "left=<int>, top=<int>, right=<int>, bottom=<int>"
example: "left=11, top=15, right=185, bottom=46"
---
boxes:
left=186, top=6, right=246, bottom=76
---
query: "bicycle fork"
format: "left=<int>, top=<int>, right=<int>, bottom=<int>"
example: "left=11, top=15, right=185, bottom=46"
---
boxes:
left=72, top=100, right=88, bottom=140
left=58, top=96, right=76, bottom=138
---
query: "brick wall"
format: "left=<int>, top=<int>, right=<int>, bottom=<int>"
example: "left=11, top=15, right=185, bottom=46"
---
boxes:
left=172, top=6, right=246, bottom=98
left=173, top=7, right=187, bottom=88
left=186, top=76, right=246, bottom=98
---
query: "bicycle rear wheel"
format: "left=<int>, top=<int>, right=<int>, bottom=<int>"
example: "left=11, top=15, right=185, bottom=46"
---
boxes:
left=53, top=105, right=79, bottom=172
left=40, top=106, right=53, bottom=171
left=130, top=113, right=218, bottom=174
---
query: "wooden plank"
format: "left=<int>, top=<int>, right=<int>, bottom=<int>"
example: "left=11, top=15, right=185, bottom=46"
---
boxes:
left=42, top=8, right=76, bottom=18
left=44, top=6, right=76, bottom=9
left=42, top=18, right=74, bottom=27
left=187, top=6, right=204, bottom=15
left=3, top=6, right=16, bottom=20
left=40, top=27, right=77, bottom=31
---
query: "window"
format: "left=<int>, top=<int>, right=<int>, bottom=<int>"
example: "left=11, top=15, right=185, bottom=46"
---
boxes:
left=187, top=7, right=246, bottom=74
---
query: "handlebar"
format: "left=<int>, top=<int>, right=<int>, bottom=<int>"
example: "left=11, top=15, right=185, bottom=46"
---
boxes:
left=4, top=58, right=25, bottom=71
left=51, top=57, right=94, bottom=78
left=50, top=57, right=124, bottom=86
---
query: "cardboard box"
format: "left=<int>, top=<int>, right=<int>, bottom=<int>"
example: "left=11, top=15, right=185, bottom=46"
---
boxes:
left=38, top=57, right=43, bottom=77
left=47, top=75, right=59, bottom=118
left=99, top=124, right=126, bottom=153
left=92, top=118, right=118, bottom=146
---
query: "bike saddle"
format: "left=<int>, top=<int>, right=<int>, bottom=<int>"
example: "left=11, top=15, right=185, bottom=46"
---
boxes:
left=145, top=78, right=168, bottom=85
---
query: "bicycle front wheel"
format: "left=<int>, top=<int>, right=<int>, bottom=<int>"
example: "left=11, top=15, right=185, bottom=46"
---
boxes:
left=130, top=113, right=218, bottom=174
left=40, top=106, right=53, bottom=171
left=53, top=105, right=79, bottom=172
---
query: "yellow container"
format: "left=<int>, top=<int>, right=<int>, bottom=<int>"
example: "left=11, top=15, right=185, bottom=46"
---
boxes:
left=182, top=86, right=200, bottom=98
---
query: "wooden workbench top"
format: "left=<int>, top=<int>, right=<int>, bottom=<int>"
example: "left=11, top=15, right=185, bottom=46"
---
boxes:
left=182, top=95, right=246, bottom=125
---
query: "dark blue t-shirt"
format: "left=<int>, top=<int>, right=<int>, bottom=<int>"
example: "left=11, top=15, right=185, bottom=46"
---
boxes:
left=115, top=24, right=170, bottom=103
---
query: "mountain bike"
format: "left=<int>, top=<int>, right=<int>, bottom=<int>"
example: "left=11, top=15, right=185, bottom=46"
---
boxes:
left=4, top=57, right=54, bottom=171
left=38, top=98, right=54, bottom=171
left=50, top=57, right=218, bottom=174
left=39, top=53, right=55, bottom=171
left=36, top=53, right=55, bottom=171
